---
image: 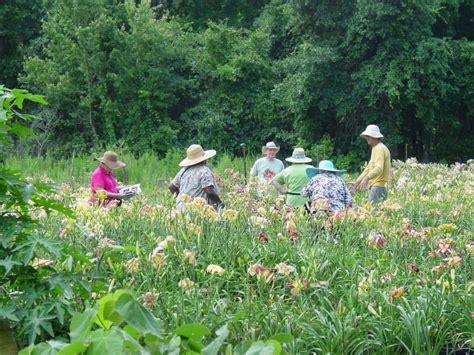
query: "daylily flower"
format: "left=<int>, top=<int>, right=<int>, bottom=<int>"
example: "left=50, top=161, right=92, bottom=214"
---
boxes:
left=206, top=264, right=225, bottom=276
left=388, top=287, right=405, bottom=300
left=98, top=238, right=116, bottom=248
left=149, top=248, right=167, bottom=270
left=193, top=197, right=207, bottom=206
left=406, top=263, right=420, bottom=273
left=444, top=256, right=461, bottom=267
left=368, top=232, right=385, bottom=249
left=310, top=281, right=329, bottom=288
left=256, top=231, right=269, bottom=243
left=184, top=249, right=197, bottom=265
left=435, top=240, right=452, bottom=254
left=466, top=242, right=474, bottom=253
left=158, top=235, right=175, bottom=249
left=288, top=277, right=308, bottom=297
left=143, top=291, right=159, bottom=307
left=380, top=272, right=394, bottom=284
left=126, top=257, right=140, bottom=273
left=180, top=194, right=193, bottom=203
left=431, top=263, right=446, bottom=273
left=437, top=223, right=457, bottom=233
left=358, top=277, right=369, bottom=296
left=178, top=278, right=194, bottom=289
left=221, top=209, right=238, bottom=220
left=247, top=263, right=273, bottom=282
left=275, top=263, right=296, bottom=276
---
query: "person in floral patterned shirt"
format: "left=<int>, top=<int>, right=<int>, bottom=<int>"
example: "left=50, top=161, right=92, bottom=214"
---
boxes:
left=301, top=160, right=353, bottom=212
left=169, top=144, right=223, bottom=211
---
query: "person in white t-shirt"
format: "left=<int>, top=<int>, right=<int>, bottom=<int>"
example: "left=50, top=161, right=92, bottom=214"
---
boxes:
left=250, top=141, right=284, bottom=195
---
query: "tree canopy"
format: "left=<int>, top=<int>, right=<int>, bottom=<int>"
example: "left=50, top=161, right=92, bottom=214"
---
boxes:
left=1, top=0, right=472, bottom=166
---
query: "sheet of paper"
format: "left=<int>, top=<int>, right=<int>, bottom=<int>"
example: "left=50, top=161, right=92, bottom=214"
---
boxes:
left=119, top=184, right=141, bottom=196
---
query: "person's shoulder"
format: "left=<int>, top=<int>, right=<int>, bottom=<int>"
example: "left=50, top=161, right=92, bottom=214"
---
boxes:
left=91, top=166, right=102, bottom=176
left=196, top=164, right=213, bottom=175
left=276, top=158, right=284, bottom=165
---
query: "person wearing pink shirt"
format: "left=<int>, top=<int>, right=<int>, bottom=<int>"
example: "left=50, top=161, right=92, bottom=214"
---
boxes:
left=90, top=151, right=127, bottom=208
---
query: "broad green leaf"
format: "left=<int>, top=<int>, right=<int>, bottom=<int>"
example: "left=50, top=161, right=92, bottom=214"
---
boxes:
left=57, top=341, right=88, bottom=355
left=87, top=329, right=124, bottom=355
left=0, top=255, right=22, bottom=275
left=0, top=306, right=20, bottom=322
left=94, top=294, right=115, bottom=329
left=28, top=94, right=48, bottom=105
left=202, top=325, right=229, bottom=355
left=116, top=328, right=148, bottom=355
left=114, top=293, right=164, bottom=337
left=174, top=323, right=211, bottom=340
left=10, top=122, right=35, bottom=140
left=70, top=309, right=97, bottom=341
left=268, top=333, right=294, bottom=343
left=245, top=340, right=279, bottom=355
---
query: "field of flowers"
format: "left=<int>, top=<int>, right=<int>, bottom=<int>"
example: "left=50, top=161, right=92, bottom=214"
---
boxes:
left=15, top=159, right=474, bottom=353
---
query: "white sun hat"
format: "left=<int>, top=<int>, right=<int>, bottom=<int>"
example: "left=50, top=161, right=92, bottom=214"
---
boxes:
left=285, top=148, right=312, bottom=163
left=360, top=124, right=384, bottom=139
left=261, top=141, right=280, bottom=155
left=179, top=144, right=216, bottom=167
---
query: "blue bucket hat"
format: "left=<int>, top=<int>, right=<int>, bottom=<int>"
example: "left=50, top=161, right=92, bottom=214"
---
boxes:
left=306, top=160, right=345, bottom=178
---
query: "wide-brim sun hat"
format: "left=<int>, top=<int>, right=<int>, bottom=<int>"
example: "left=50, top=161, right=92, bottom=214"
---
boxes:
left=262, top=141, right=280, bottom=155
left=360, top=124, right=384, bottom=139
left=286, top=148, right=312, bottom=163
left=179, top=144, right=216, bottom=167
left=96, top=151, right=126, bottom=169
left=306, top=160, right=345, bottom=178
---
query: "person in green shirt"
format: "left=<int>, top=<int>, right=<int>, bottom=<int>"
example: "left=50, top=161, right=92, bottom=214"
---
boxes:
left=271, top=148, right=314, bottom=207
left=351, top=124, right=391, bottom=204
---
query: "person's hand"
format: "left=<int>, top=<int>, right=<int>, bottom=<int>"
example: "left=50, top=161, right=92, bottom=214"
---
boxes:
left=106, top=199, right=121, bottom=209
left=350, top=182, right=358, bottom=193
left=359, top=177, right=369, bottom=190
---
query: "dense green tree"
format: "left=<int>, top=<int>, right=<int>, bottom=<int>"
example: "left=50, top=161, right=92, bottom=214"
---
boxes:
left=17, top=0, right=474, bottom=163
left=0, top=1, right=47, bottom=87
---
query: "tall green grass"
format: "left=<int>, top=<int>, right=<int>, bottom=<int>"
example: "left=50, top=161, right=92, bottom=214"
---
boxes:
left=5, top=150, right=258, bottom=192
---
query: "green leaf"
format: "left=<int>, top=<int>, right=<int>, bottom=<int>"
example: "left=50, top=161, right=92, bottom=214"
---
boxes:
left=57, top=341, right=88, bottom=355
left=69, top=309, right=97, bottom=342
left=268, top=333, right=294, bottom=343
left=174, top=323, right=211, bottom=340
left=10, top=122, right=35, bottom=140
left=244, top=340, right=280, bottom=355
left=87, top=329, right=124, bottom=355
left=28, top=94, right=48, bottom=105
left=0, top=255, right=22, bottom=275
left=0, top=306, right=20, bottom=322
left=114, top=293, right=164, bottom=337
left=116, top=328, right=148, bottom=355
left=94, top=295, right=114, bottom=330
left=202, top=325, right=229, bottom=355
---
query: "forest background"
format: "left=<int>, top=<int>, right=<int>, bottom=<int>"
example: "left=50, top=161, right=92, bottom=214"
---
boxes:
left=1, top=0, right=473, bottom=171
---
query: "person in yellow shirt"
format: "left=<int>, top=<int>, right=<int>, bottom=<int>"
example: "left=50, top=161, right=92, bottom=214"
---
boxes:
left=351, top=125, right=391, bottom=204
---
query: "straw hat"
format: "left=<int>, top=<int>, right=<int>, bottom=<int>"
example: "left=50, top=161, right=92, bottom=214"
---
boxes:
left=96, top=151, right=126, bottom=169
left=179, top=144, right=216, bottom=167
left=285, top=148, right=312, bottom=163
left=262, top=141, right=280, bottom=155
left=306, top=160, right=345, bottom=178
left=360, top=124, right=384, bottom=139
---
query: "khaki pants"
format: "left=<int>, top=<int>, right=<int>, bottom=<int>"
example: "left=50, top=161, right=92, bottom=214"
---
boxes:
left=369, top=186, right=387, bottom=204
